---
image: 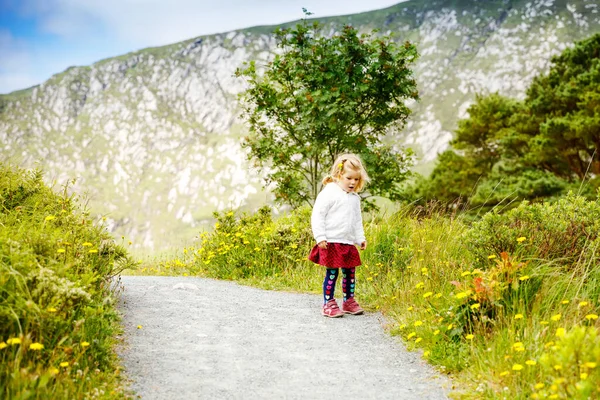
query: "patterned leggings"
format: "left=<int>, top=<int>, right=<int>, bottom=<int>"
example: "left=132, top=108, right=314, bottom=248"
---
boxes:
left=323, top=268, right=356, bottom=304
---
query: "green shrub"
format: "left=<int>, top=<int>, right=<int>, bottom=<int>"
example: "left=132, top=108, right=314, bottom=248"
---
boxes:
left=0, top=164, right=136, bottom=399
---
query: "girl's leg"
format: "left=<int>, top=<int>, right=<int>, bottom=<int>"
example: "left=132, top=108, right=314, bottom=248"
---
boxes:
left=323, top=268, right=339, bottom=304
left=341, top=267, right=356, bottom=302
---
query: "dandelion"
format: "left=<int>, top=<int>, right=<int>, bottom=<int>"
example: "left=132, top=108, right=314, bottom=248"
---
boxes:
left=243, top=240, right=250, bottom=245
left=517, top=237, right=526, bottom=243
left=407, top=332, right=416, bottom=339
left=544, top=341, right=555, bottom=348
left=447, top=324, right=453, bottom=330
left=88, top=249, right=98, bottom=253
left=423, top=351, right=430, bottom=357
left=137, top=325, right=142, bottom=329
left=514, top=314, right=524, bottom=320
left=555, top=328, right=565, bottom=337
left=512, top=364, right=524, bottom=371
left=584, top=362, right=597, bottom=369
left=423, top=292, right=433, bottom=298
left=367, top=277, right=373, bottom=281
left=254, top=247, right=261, bottom=251
left=81, top=342, right=90, bottom=348
left=29, top=342, right=44, bottom=351
left=499, top=371, right=509, bottom=377
left=82, top=242, right=93, bottom=247
left=540, top=321, right=549, bottom=325
left=407, top=306, right=414, bottom=311
left=415, top=282, right=424, bottom=289
left=461, top=271, right=471, bottom=277
left=465, top=334, right=474, bottom=340
left=226, top=211, right=234, bottom=217
left=549, top=395, right=558, bottom=400
left=455, top=290, right=471, bottom=299
left=585, top=314, right=598, bottom=321
left=7, top=338, right=21, bottom=345
left=0, top=342, right=7, bottom=350
left=487, top=255, right=496, bottom=259
left=580, top=372, right=588, bottom=380
left=551, top=314, right=561, bottom=321
left=414, top=337, right=422, bottom=344
left=398, top=324, right=407, bottom=330
left=414, top=321, right=423, bottom=327
left=60, top=362, right=69, bottom=367
left=561, top=300, right=569, bottom=304
left=45, top=215, right=56, bottom=221
left=47, top=307, right=57, bottom=313
left=553, top=365, right=562, bottom=371
left=526, top=360, right=537, bottom=366
left=519, top=275, right=530, bottom=281
left=49, top=367, right=59, bottom=375
left=470, top=303, right=480, bottom=310
left=57, top=248, right=66, bottom=253
left=579, top=301, right=589, bottom=307
left=534, top=383, right=545, bottom=390
left=433, top=330, right=440, bottom=335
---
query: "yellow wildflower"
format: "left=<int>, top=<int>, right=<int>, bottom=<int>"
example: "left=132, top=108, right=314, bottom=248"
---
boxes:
left=7, top=338, right=21, bottom=345
left=554, top=365, right=562, bottom=370
left=414, top=321, right=423, bottom=327
left=512, top=364, right=523, bottom=371
left=499, top=371, right=509, bottom=376
left=461, top=271, right=471, bottom=277
left=434, top=293, right=442, bottom=298
left=57, top=248, right=66, bottom=253
left=47, top=307, right=57, bottom=313
left=584, top=362, right=597, bottom=369
left=407, top=332, right=416, bottom=339
left=49, top=367, right=59, bottom=375
left=517, top=236, right=526, bottom=242
left=0, top=342, right=7, bottom=350
left=423, top=351, right=430, bottom=357
left=487, top=255, right=496, bottom=259
left=534, top=383, right=545, bottom=390
left=579, top=301, right=589, bottom=307
left=519, top=275, right=530, bottom=281
left=561, top=300, right=569, bottom=304
left=407, top=306, right=414, bottom=311
left=465, top=334, right=474, bottom=340
left=526, top=360, right=537, bottom=366
left=60, top=362, right=69, bottom=367
left=29, top=343, right=44, bottom=350
left=88, top=249, right=98, bottom=253
left=81, top=342, right=90, bottom=348
left=433, top=330, right=440, bottom=335
left=447, top=324, right=453, bottom=330
left=585, top=314, right=598, bottom=321
left=550, top=314, right=561, bottom=321
left=82, top=242, right=93, bottom=247
left=470, top=303, right=480, bottom=310
left=415, top=338, right=422, bottom=343
left=423, top=292, right=433, bottom=298
left=580, top=372, right=588, bottom=380
left=45, top=215, right=56, bottom=221
left=555, top=328, right=565, bottom=337
left=137, top=325, right=142, bottom=329
left=514, top=314, right=524, bottom=320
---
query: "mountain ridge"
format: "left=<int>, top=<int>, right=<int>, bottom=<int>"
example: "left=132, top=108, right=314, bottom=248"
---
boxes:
left=1, top=0, right=599, bottom=250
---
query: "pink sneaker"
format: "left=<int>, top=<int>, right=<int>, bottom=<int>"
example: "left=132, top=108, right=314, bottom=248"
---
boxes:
left=322, top=299, right=344, bottom=318
left=342, top=298, right=364, bottom=315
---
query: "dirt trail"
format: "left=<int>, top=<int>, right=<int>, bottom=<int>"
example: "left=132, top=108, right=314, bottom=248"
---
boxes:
left=117, top=276, right=450, bottom=399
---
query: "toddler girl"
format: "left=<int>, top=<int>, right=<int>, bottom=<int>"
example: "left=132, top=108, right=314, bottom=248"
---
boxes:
left=308, top=153, right=369, bottom=318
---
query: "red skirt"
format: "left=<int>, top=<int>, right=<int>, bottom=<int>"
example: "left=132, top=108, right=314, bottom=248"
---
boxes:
left=308, top=242, right=362, bottom=269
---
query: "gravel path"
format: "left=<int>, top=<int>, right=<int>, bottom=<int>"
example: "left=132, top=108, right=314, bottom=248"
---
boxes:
left=117, top=276, right=451, bottom=400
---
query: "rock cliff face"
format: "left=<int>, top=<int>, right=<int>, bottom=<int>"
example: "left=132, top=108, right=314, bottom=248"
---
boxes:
left=1, top=0, right=598, bottom=249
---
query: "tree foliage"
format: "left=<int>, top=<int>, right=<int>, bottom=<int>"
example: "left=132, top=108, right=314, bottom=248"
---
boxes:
left=236, top=15, right=419, bottom=208
left=410, top=33, right=600, bottom=209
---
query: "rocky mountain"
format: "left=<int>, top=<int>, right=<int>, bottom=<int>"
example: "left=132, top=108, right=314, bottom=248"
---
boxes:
left=1, top=0, right=599, bottom=251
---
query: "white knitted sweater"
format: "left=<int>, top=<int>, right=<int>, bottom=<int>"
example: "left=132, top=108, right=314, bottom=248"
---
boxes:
left=310, top=182, right=366, bottom=245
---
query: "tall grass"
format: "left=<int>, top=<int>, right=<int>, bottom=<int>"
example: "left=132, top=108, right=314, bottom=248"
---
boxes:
left=154, top=194, right=600, bottom=399
left=0, top=164, right=137, bottom=399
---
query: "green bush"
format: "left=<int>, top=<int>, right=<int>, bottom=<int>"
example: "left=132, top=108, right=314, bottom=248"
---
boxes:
left=0, top=164, right=136, bottom=399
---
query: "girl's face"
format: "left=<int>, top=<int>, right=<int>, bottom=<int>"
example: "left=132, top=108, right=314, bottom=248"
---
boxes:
left=337, top=169, right=362, bottom=193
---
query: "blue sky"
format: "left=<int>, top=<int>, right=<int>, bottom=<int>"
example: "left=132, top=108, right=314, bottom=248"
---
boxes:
left=0, top=0, right=403, bottom=94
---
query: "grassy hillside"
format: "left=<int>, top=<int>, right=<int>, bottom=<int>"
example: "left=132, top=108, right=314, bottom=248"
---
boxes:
left=0, top=164, right=136, bottom=399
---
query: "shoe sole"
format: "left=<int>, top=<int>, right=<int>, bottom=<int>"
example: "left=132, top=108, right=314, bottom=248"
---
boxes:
left=343, top=310, right=364, bottom=315
left=322, top=312, right=344, bottom=318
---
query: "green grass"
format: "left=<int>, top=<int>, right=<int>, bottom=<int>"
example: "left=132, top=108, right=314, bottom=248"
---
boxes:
left=146, top=195, right=600, bottom=399
left=0, top=163, right=138, bottom=399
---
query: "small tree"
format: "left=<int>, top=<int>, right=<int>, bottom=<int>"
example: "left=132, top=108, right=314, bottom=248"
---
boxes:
left=235, top=13, right=419, bottom=208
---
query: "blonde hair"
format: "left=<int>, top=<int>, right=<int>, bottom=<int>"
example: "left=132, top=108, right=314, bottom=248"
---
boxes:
left=322, top=153, right=370, bottom=193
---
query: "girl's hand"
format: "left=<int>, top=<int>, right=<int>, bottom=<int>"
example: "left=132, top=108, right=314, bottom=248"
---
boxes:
left=318, top=241, right=328, bottom=249
left=360, top=241, right=367, bottom=250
